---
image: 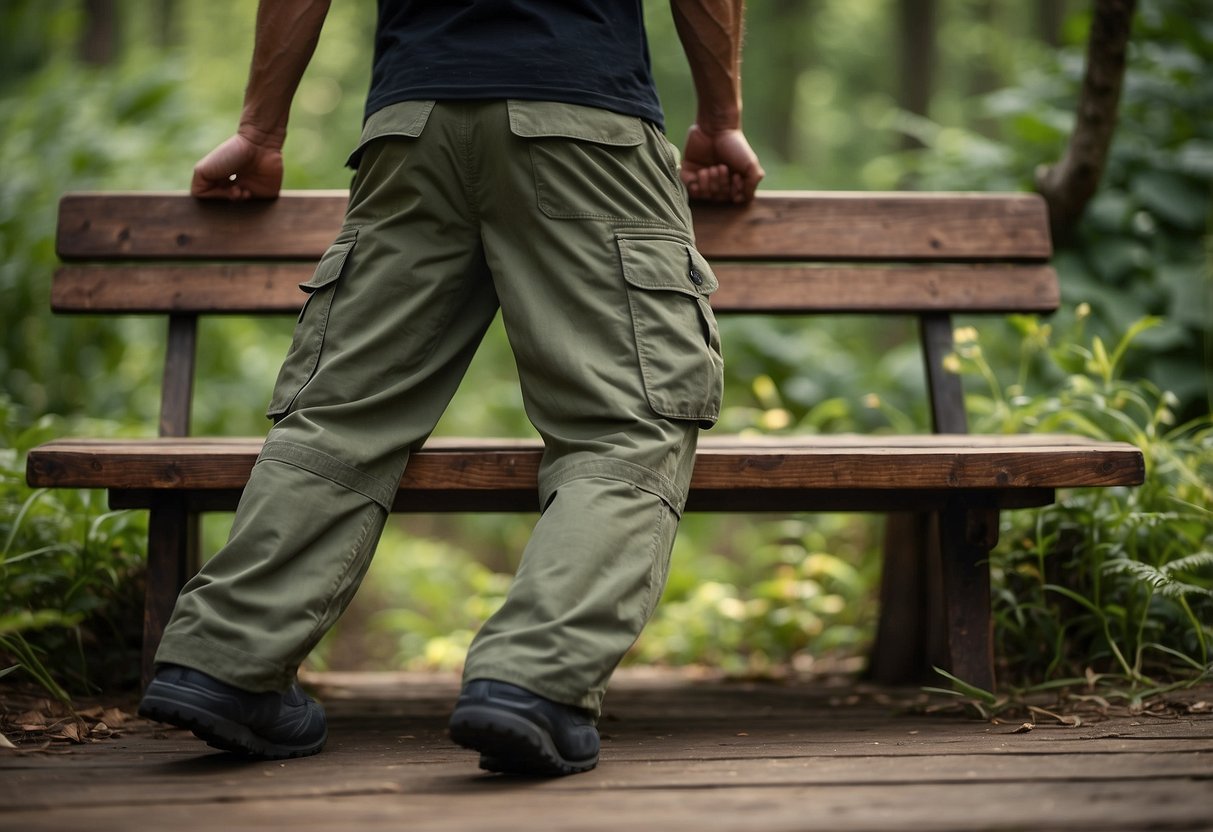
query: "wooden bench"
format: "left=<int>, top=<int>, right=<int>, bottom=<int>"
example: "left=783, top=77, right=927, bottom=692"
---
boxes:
left=27, top=191, right=1145, bottom=690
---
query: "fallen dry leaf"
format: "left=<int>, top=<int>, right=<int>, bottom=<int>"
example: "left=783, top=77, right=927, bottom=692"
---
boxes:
left=102, top=708, right=128, bottom=727
left=0, top=731, right=17, bottom=750
left=1010, top=722, right=1034, bottom=734
left=1029, top=705, right=1082, bottom=727
left=56, top=721, right=83, bottom=743
left=16, top=710, right=47, bottom=728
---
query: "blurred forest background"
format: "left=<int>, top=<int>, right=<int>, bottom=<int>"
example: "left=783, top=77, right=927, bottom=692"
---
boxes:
left=1, top=0, right=1210, bottom=697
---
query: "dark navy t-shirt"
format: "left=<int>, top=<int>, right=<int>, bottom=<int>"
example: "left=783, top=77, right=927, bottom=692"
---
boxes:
left=365, top=0, right=665, bottom=129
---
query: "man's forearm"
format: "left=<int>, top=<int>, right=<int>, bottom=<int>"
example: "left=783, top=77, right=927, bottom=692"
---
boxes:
left=670, top=0, right=745, bottom=131
left=239, top=0, right=332, bottom=149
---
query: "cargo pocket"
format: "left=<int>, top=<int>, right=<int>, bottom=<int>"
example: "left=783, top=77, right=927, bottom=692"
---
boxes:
left=265, top=228, right=358, bottom=419
left=618, top=234, right=724, bottom=427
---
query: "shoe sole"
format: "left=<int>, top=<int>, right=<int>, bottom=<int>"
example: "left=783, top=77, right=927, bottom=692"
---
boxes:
left=139, top=685, right=326, bottom=760
left=449, top=705, right=597, bottom=776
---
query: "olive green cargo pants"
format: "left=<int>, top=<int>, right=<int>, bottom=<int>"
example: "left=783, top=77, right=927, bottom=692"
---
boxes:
left=154, top=100, right=723, bottom=715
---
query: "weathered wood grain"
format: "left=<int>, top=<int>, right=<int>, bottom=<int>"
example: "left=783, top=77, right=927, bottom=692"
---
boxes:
left=8, top=781, right=1212, bottom=832
left=51, top=262, right=1061, bottom=315
left=26, top=435, right=1146, bottom=494
left=56, top=191, right=1053, bottom=262
left=6, top=753, right=1211, bottom=808
left=691, top=191, right=1054, bottom=261
left=3, top=674, right=1210, bottom=832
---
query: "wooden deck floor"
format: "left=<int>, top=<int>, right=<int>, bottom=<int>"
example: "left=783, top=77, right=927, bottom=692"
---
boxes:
left=3, top=670, right=1211, bottom=832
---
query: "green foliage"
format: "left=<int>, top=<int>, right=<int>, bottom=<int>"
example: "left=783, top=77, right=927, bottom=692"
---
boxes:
left=712, top=317, right=931, bottom=437
left=309, top=525, right=512, bottom=673
left=313, top=512, right=879, bottom=676
left=0, top=51, right=213, bottom=422
left=629, top=517, right=878, bottom=674
left=951, top=316, right=1213, bottom=689
left=878, top=0, right=1213, bottom=421
left=0, top=397, right=147, bottom=693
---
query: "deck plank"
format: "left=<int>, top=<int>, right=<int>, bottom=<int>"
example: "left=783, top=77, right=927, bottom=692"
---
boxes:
left=2, top=672, right=1209, bottom=832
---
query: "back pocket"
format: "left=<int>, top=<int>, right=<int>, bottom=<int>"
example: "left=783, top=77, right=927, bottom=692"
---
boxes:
left=617, top=234, right=723, bottom=427
left=508, top=100, right=674, bottom=222
left=265, top=228, right=358, bottom=419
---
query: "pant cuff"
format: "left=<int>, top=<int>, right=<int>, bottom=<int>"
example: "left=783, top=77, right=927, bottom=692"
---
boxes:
left=460, top=662, right=606, bottom=719
left=153, top=632, right=295, bottom=693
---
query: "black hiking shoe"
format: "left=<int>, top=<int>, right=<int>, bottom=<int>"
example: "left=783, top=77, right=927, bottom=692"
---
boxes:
left=138, top=664, right=327, bottom=759
left=448, top=679, right=599, bottom=776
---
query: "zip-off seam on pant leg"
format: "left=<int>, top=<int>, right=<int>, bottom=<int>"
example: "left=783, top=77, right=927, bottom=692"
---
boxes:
left=259, top=440, right=398, bottom=511
left=539, top=457, right=687, bottom=516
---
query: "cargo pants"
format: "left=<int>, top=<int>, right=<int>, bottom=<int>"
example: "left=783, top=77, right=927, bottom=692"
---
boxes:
left=154, top=100, right=723, bottom=716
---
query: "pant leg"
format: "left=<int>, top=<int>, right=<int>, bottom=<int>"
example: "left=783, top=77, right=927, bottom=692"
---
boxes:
left=461, top=101, right=724, bottom=715
left=155, top=104, right=500, bottom=692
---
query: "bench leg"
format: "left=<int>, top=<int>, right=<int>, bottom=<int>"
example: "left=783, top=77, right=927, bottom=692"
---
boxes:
left=938, top=504, right=998, bottom=693
left=142, top=496, right=198, bottom=687
left=868, top=512, right=948, bottom=683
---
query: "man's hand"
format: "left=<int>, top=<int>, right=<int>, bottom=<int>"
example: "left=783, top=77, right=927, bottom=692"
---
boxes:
left=191, top=0, right=330, bottom=200
left=680, top=124, right=764, bottom=203
left=191, top=133, right=284, bottom=200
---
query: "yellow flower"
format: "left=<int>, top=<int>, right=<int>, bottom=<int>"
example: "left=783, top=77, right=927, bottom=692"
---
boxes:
left=760, top=408, right=792, bottom=430
left=953, top=326, right=979, bottom=344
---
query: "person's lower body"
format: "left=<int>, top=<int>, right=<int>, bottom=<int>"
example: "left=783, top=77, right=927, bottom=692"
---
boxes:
left=139, top=100, right=723, bottom=773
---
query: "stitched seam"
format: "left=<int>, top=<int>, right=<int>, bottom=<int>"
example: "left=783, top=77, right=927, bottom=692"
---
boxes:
left=460, top=105, right=481, bottom=219
left=259, top=441, right=398, bottom=510
left=641, top=499, right=668, bottom=622
left=539, top=460, right=686, bottom=516
left=300, top=503, right=381, bottom=662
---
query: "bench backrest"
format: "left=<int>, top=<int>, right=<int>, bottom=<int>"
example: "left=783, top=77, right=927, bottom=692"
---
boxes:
left=54, top=191, right=1057, bottom=436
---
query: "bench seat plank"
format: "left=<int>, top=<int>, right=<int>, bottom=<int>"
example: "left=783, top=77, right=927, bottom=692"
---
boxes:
left=57, top=191, right=1053, bottom=262
left=52, top=263, right=1061, bottom=315
left=27, top=435, right=1144, bottom=497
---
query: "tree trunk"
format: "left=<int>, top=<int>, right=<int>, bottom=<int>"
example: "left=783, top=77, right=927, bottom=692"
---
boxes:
left=1037, top=0, right=1067, bottom=47
left=79, top=0, right=120, bottom=66
left=157, top=0, right=180, bottom=48
left=898, top=0, right=937, bottom=148
left=1035, top=0, right=1138, bottom=241
left=969, top=0, right=1003, bottom=136
left=750, top=0, right=814, bottom=164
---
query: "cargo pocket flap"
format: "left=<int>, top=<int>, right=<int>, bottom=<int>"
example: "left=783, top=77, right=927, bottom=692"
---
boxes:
left=346, top=100, right=435, bottom=167
left=301, top=229, right=358, bottom=292
left=618, top=237, right=719, bottom=297
left=507, top=100, right=644, bottom=146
